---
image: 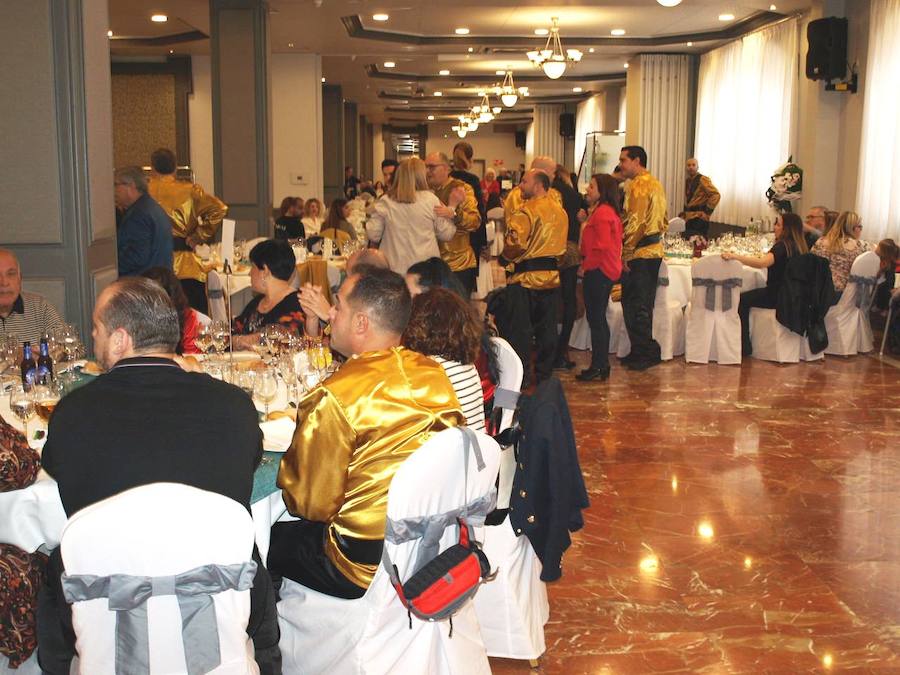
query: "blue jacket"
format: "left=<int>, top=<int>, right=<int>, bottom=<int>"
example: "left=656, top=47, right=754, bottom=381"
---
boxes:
left=117, top=193, right=174, bottom=276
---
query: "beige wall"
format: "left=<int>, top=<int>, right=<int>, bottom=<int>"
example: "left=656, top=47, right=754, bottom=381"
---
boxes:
left=372, top=124, right=385, bottom=185
left=188, top=55, right=214, bottom=190
left=426, top=124, right=525, bottom=176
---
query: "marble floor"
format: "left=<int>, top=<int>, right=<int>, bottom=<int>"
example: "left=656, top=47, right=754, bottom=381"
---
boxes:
left=490, top=352, right=900, bottom=674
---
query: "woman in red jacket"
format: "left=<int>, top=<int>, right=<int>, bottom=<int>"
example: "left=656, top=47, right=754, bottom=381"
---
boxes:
left=576, top=173, right=623, bottom=382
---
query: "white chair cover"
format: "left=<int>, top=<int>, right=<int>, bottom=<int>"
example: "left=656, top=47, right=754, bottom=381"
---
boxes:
left=825, top=251, right=881, bottom=355
left=277, top=429, right=500, bottom=675
left=0, top=478, right=67, bottom=552
left=615, top=260, right=685, bottom=361
left=749, top=309, right=823, bottom=363
left=244, top=237, right=267, bottom=255
left=206, top=270, right=230, bottom=324
left=668, top=217, right=686, bottom=234
left=60, top=483, right=259, bottom=675
left=606, top=300, right=626, bottom=354
left=568, top=314, right=592, bottom=350
left=684, top=256, right=743, bottom=365
left=487, top=337, right=521, bottom=510
left=475, top=345, right=548, bottom=661
left=475, top=262, right=494, bottom=300
left=195, top=310, right=213, bottom=328
left=0, top=654, right=40, bottom=675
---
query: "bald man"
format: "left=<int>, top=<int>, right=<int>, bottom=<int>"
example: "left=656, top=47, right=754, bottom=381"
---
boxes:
left=680, top=158, right=720, bottom=239
left=0, top=248, right=66, bottom=346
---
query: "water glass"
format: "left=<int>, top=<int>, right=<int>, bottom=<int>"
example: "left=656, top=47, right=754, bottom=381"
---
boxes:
left=9, top=384, right=35, bottom=439
left=253, top=369, right=279, bottom=417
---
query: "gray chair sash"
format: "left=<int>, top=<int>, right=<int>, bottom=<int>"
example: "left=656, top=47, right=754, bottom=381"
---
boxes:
left=493, top=386, right=520, bottom=411
left=693, top=277, right=743, bottom=311
left=207, top=288, right=224, bottom=300
left=657, top=276, right=670, bottom=287
left=61, top=561, right=257, bottom=675
left=383, top=427, right=496, bottom=576
left=849, top=274, right=877, bottom=309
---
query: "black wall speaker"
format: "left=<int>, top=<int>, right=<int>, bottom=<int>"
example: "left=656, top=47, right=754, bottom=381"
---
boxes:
left=559, top=113, right=576, bottom=138
left=514, top=130, right=526, bottom=149
left=806, top=17, right=848, bottom=81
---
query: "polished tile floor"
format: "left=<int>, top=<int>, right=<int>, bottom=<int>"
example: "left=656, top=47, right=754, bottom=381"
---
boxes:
left=491, top=353, right=900, bottom=674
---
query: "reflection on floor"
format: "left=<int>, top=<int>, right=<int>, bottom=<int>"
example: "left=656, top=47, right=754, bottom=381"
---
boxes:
left=490, top=352, right=900, bottom=674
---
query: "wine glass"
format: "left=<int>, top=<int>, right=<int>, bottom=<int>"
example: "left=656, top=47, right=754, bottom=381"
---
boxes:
left=235, top=369, right=256, bottom=398
left=195, top=324, right=213, bottom=355
left=278, top=353, right=299, bottom=405
left=9, top=384, right=35, bottom=440
left=33, top=378, right=61, bottom=423
left=253, top=369, right=279, bottom=417
left=210, top=320, right=230, bottom=358
left=58, top=324, right=80, bottom=362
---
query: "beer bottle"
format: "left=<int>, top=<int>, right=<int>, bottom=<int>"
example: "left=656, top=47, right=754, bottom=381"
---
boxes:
left=20, top=341, right=37, bottom=387
left=37, top=336, right=54, bottom=381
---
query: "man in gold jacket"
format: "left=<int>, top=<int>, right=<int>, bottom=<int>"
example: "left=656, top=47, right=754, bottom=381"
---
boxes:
left=425, top=151, right=481, bottom=295
left=679, top=158, right=720, bottom=240
left=619, top=145, right=668, bottom=371
left=147, top=148, right=227, bottom=313
left=497, top=169, right=567, bottom=385
left=274, top=267, right=464, bottom=597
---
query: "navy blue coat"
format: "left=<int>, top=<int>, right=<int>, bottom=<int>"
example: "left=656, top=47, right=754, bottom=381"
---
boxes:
left=117, top=193, right=174, bottom=276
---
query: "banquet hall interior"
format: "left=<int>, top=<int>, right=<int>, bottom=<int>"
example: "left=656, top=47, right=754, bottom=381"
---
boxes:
left=2, top=0, right=900, bottom=673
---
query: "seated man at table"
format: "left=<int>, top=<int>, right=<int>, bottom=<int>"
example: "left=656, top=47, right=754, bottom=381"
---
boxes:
left=271, top=267, right=464, bottom=598
left=37, top=277, right=281, bottom=675
left=0, top=248, right=66, bottom=346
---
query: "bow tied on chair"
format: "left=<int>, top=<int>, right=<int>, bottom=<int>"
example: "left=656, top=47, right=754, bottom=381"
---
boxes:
left=849, top=274, right=877, bottom=309
left=693, top=277, right=743, bottom=311
left=61, top=561, right=257, bottom=675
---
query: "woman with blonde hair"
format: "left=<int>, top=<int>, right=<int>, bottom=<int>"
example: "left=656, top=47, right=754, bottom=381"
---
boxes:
left=365, top=157, right=457, bottom=274
left=811, top=210, right=870, bottom=296
left=301, top=198, right=324, bottom=236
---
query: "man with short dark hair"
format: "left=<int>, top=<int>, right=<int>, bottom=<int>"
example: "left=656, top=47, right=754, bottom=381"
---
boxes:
left=343, top=166, right=360, bottom=199
left=497, top=169, right=568, bottom=385
left=380, top=158, right=399, bottom=188
left=680, top=158, right=720, bottom=239
left=37, top=277, right=281, bottom=674
left=273, top=267, right=464, bottom=599
left=148, top=147, right=227, bottom=314
left=114, top=166, right=173, bottom=277
left=618, top=145, right=667, bottom=371
left=0, top=248, right=65, bottom=346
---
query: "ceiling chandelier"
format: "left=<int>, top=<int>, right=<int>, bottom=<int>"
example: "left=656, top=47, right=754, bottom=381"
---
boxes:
left=526, top=17, right=582, bottom=80
left=497, top=69, right=518, bottom=107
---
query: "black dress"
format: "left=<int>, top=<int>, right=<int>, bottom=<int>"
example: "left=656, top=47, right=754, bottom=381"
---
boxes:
left=275, top=216, right=305, bottom=240
left=233, top=292, right=306, bottom=336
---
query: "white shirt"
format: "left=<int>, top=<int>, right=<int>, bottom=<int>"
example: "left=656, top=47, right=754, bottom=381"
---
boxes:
left=432, top=356, right=486, bottom=433
left=365, top=192, right=456, bottom=274
left=302, top=216, right=323, bottom=236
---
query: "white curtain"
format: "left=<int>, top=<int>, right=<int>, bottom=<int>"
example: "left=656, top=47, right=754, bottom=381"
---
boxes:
left=531, top=104, right=564, bottom=166
left=575, top=94, right=603, bottom=178
left=857, top=0, right=900, bottom=241
left=694, top=19, right=798, bottom=226
left=640, top=54, right=693, bottom=218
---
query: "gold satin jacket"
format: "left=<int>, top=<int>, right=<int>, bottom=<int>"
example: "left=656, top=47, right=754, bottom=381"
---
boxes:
left=503, top=194, right=568, bottom=290
left=683, top=174, right=721, bottom=222
left=622, top=172, right=668, bottom=262
left=433, top=179, right=480, bottom=272
left=147, top=174, right=227, bottom=282
left=502, top=185, right=563, bottom=225
left=277, top=347, right=464, bottom=589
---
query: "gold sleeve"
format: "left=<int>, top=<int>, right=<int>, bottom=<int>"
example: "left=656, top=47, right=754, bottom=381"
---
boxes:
left=701, top=175, right=721, bottom=211
left=455, top=182, right=481, bottom=233
left=503, top=209, right=533, bottom=262
left=277, top=386, right=356, bottom=522
left=191, top=184, right=228, bottom=242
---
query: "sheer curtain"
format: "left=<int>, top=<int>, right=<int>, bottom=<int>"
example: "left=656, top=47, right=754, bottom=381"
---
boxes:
left=694, top=19, right=798, bottom=226
left=640, top=54, right=693, bottom=218
left=857, top=0, right=900, bottom=241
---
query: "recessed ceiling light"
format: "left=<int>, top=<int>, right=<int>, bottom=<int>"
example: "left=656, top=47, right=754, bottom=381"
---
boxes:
left=573, top=86, right=583, bottom=93
left=719, top=13, right=735, bottom=21
left=588, top=47, right=595, bottom=53
left=372, top=13, right=389, bottom=21
left=769, top=4, right=777, bottom=9
left=455, top=27, right=470, bottom=35
left=495, top=70, right=505, bottom=75
left=384, top=61, right=395, bottom=68
left=624, top=62, right=629, bottom=68
left=687, top=41, right=693, bottom=46
left=467, top=47, right=474, bottom=53
left=611, top=28, right=626, bottom=36
left=169, top=49, right=174, bottom=54
left=321, top=77, right=325, bottom=83
left=151, top=14, right=167, bottom=23
left=657, top=0, right=683, bottom=6
left=107, top=30, right=113, bottom=37
left=534, top=28, right=549, bottom=36
left=427, top=115, right=435, bottom=120
left=439, top=69, right=450, bottom=75
left=434, top=91, right=443, bottom=96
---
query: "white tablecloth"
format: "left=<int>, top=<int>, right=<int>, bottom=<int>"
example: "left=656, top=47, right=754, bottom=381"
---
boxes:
left=665, top=259, right=767, bottom=307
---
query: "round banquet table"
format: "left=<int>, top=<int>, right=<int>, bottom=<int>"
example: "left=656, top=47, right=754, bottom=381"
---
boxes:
left=664, top=257, right=768, bottom=307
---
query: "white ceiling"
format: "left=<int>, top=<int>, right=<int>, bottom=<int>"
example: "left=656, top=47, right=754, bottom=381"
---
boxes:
left=109, top=0, right=813, bottom=124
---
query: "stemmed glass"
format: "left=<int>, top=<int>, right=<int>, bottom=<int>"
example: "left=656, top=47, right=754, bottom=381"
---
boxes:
left=9, top=384, right=35, bottom=440
left=33, top=378, right=62, bottom=423
left=278, top=352, right=299, bottom=405
left=253, top=369, right=279, bottom=418
left=195, top=323, right=213, bottom=355
left=0, top=334, right=17, bottom=375
left=57, top=324, right=80, bottom=362
left=210, top=320, right=230, bottom=359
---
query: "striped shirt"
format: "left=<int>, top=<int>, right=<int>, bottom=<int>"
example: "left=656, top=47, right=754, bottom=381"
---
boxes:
left=433, top=356, right=486, bottom=432
left=0, top=292, right=66, bottom=348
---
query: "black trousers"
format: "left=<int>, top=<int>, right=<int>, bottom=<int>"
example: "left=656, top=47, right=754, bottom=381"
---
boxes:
left=683, top=217, right=710, bottom=239
left=182, top=278, right=209, bottom=315
left=555, top=266, right=578, bottom=362
left=454, top=268, right=477, bottom=298
left=583, top=269, right=614, bottom=371
left=621, top=258, right=662, bottom=361
left=268, top=520, right=367, bottom=600
left=37, top=546, right=282, bottom=674
left=738, top=287, right=777, bottom=355
left=497, top=285, right=560, bottom=385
